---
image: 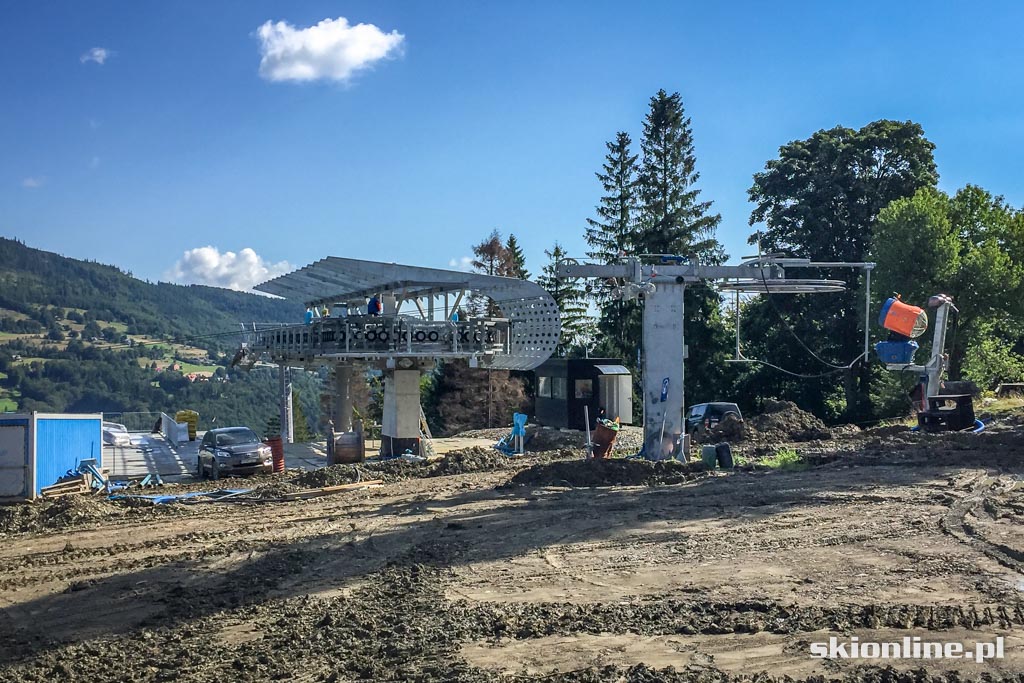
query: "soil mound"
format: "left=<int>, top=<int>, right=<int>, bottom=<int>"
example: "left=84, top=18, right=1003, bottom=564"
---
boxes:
left=506, top=458, right=706, bottom=488
left=430, top=447, right=512, bottom=476
left=0, top=495, right=124, bottom=534
left=294, top=460, right=429, bottom=488
left=0, top=493, right=178, bottom=536
left=454, top=425, right=645, bottom=454
left=249, top=482, right=303, bottom=499
left=709, top=400, right=832, bottom=445
left=291, top=447, right=518, bottom=489
left=749, top=399, right=832, bottom=442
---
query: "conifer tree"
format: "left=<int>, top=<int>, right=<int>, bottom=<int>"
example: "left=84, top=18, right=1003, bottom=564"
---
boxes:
left=536, top=242, right=593, bottom=356
left=635, top=90, right=724, bottom=262
left=585, top=132, right=641, bottom=361
left=504, top=234, right=529, bottom=279
left=633, top=90, right=730, bottom=402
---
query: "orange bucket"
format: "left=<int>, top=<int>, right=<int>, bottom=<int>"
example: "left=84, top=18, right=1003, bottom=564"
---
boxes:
left=879, top=297, right=928, bottom=338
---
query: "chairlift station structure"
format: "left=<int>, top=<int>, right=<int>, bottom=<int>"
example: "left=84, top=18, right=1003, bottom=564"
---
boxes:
left=247, top=257, right=561, bottom=455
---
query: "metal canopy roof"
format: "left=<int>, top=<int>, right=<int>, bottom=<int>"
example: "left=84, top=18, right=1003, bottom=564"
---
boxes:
left=257, top=257, right=510, bottom=302
left=594, top=365, right=631, bottom=375
left=255, top=257, right=561, bottom=371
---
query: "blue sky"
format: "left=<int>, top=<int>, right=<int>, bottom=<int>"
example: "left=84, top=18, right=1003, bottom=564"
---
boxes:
left=3, top=1, right=1023, bottom=290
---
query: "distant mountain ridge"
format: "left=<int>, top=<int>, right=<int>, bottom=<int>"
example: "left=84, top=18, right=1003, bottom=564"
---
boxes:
left=0, top=237, right=298, bottom=340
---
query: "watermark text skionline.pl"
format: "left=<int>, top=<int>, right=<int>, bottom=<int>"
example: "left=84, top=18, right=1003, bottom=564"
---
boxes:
left=811, top=636, right=1004, bottom=663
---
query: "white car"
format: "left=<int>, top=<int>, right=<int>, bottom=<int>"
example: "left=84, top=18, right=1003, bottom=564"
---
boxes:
left=102, top=421, right=132, bottom=446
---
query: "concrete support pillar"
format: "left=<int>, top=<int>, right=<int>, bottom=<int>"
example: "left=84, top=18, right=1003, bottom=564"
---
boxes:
left=382, top=293, right=398, bottom=316
left=642, top=283, right=685, bottom=460
left=278, top=363, right=294, bottom=444
left=334, top=364, right=354, bottom=432
left=380, top=368, right=422, bottom=456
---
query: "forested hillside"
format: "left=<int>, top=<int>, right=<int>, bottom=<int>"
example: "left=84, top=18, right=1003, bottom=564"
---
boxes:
left=0, top=238, right=296, bottom=342
left=0, top=238, right=324, bottom=435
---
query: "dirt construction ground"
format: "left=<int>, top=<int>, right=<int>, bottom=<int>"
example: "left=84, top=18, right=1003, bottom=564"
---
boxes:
left=3, top=411, right=1024, bottom=681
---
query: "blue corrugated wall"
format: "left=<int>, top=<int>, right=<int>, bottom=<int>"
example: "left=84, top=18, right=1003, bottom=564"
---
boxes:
left=34, top=418, right=102, bottom=494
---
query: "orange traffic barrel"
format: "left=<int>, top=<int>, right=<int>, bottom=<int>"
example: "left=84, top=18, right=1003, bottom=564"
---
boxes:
left=264, top=436, right=285, bottom=473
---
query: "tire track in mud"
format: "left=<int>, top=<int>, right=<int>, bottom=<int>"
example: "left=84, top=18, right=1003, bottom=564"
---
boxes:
left=5, top=532, right=1024, bottom=683
left=939, top=473, right=1024, bottom=575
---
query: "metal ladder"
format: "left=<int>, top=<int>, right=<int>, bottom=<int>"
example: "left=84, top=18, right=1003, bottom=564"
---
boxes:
left=419, top=405, right=436, bottom=457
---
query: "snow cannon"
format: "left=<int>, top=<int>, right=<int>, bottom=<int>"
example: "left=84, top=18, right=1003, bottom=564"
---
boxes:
left=874, top=296, right=927, bottom=365
left=878, top=297, right=928, bottom=338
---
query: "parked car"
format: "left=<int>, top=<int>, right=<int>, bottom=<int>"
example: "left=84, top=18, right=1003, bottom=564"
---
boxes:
left=197, top=427, right=273, bottom=479
left=685, top=402, right=743, bottom=436
left=102, top=421, right=132, bottom=446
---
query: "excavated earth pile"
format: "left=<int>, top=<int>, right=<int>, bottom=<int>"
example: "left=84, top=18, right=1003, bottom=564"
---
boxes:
left=2, top=410, right=1024, bottom=682
left=506, top=458, right=708, bottom=488
left=455, top=425, right=646, bottom=454
left=707, top=399, right=834, bottom=446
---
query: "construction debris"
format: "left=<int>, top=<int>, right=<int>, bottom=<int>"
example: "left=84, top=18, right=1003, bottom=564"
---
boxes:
left=39, top=475, right=90, bottom=499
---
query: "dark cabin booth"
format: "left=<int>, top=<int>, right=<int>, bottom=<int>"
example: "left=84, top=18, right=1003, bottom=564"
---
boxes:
left=533, top=358, right=633, bottom=430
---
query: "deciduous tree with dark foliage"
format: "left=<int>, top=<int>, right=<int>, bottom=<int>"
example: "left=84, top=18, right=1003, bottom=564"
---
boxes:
left=743, top=120, right=938, bottom=420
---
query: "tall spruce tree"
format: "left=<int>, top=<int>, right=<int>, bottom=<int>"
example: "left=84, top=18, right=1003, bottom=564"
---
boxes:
left=585, top=131, right=641, bottom=362
left=536, top=242, right=593, bottom=357
left=504, top=234, right=530, bottom=279
left=634, top=90, right=732, bottom=403
left=635, top=90, right=724, bottom=262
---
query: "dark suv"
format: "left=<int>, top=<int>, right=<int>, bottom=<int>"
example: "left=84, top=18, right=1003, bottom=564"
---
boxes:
left=685, top=402, right=743, bottom=436
left=197, top=427, right=273, bottom=479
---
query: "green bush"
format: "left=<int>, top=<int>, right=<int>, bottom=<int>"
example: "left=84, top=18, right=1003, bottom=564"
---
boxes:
left=762, top=447, right=806, bottom=471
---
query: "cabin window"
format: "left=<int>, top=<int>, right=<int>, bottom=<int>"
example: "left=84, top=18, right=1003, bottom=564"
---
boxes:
left=537, top=376, right=551, bottom=398
left=551, top=377, right=567, bottom=400
left=575, top=379, right=593, bottom=400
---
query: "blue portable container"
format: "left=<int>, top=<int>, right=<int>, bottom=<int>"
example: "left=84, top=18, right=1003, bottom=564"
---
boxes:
left=874, top=340, right=919, bottom=364
left=0, top=412, right=102, bottom=501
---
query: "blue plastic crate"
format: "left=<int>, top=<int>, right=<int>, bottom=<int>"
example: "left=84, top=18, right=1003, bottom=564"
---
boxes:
left=874, top=340, right=919, bottom=364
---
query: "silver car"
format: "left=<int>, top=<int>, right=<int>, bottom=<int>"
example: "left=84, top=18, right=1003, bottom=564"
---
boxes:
left=197, top=427, right=273, bottom=479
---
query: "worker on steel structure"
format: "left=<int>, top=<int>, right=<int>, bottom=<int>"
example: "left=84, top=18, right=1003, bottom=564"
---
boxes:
left=368, top=295, right=382, bottom=316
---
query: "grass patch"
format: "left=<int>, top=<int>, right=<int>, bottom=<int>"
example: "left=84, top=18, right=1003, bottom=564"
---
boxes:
left=762, top=447, right=807, bottom=471
left=985, top=396, right=1024, bottom=415
left=177, top=362, right=218, bottom=374
left=11, top=357, right=46, bottom=366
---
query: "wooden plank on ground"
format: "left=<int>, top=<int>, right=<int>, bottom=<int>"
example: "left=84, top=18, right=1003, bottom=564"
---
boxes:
left=280, top=480, right=385, bottom=501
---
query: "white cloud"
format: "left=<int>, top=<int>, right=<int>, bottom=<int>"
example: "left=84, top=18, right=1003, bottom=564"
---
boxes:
left=167, top=246, right=292, bottom=291
left=448, top=256, right=474, bottom=272
left=80, top=47, right=110, bottom=65
left=256, top=16, right=404, bottom=83
left=21, top=176, right=45, bottom=189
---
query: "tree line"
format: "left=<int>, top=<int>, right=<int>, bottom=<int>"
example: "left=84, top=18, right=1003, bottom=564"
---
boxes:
left=433, top=90, right=1024, bottom=429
